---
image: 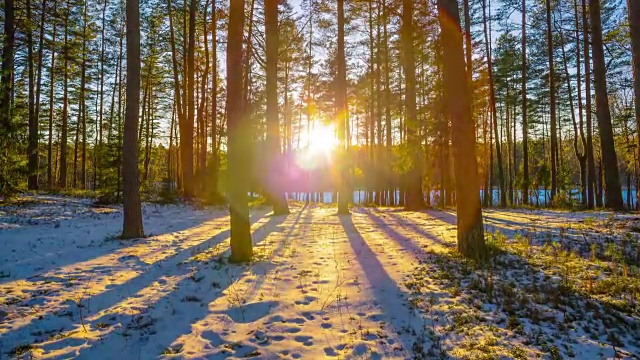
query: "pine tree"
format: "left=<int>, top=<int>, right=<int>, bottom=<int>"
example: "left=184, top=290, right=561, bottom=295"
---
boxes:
left=590, top=0, right=623, bottom=210
left=266, top=0, right=289, bottom=215
left=402, top=0, right=425, bottom=211
left=438, top=0, right=486, bottom=260
left=122, top=0, right=144, bottom=238
left=228, top=0, right=252, bottom=262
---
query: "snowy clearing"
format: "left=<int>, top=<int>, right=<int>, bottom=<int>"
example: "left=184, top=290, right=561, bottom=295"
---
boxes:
left=1, top=195, right=639, bottom=359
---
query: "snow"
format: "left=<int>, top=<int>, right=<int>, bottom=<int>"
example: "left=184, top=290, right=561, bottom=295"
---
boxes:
left=1, top=195, right=639, bottom=359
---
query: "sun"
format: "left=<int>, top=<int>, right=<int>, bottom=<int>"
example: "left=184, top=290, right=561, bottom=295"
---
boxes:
left=308, top=123, right=338, bottom=155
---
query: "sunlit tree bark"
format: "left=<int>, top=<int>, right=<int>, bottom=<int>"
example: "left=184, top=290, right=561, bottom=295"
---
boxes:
left=122, top=0, right=144, bottom=238
left=228, top=0, right=252, bottom=262
left=438, top=0, right=486, bottom=260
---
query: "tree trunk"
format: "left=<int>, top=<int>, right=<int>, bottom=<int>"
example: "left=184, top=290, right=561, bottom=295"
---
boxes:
left=97, top=0, right=107, bottom=185
left=629, top=0, right=640, bottom=208
left=559, top=16, right=587, bottom=207
left=402, top=0, right=425, bottom=210
left=337, top=0, right=349, bottom=214
left=0, top=0, right=14, bottom=160
left=183, top=0, right=197, bottom=198
left=521, top=0, right=529, bottom=205
left=590, top=0, right=624, bottom=210
left=482, top=0, right=505, bottom=207
left=210, top=0, right=219, bottom=201
left=438, top=0, right=486, bottom=261
left=574, top=0, right=588, bottom=206
left=546, top=0, right=558, bottom=201
left=122, top=0, right=144, bottom=238
left=582, top=0, right=596, bottom=208
left=59, top=1, right=69, bottom=188
left=47, top=0, right=57, bottom=189
left=227, top=0, right=252, bottom=262
left=383, top=0, right=393, bottom=206
left=266, top=0, right=289, bottom=215
left=27, top=0, right=37, bottom=190
left=80, top=1, right=88, bottom=190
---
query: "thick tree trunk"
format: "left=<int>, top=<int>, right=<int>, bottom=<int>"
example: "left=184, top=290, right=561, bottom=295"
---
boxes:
left=402, top=0, right=425, bottom=210
left=122, top=0, right=144, bottom=238
left=590, top=0, right=624, bottom=210
left=266, top=0, right=289, bottom=215
left=337, top=0, right=349, bottom=214
left=438, top=0, right=486, bottom=260
left=227, top=0, right=252, bottom=262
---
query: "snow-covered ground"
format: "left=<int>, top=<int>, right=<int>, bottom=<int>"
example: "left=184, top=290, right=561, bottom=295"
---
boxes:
left=1, top=195, right=639, bottom=359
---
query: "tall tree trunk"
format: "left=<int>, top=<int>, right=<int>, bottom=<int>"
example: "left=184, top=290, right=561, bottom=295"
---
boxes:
left=59, top=1, right=69, bottom=188
left=27, top=0, right=38, bottom=190
left=116, top=25, right=124, bottom=201
left=546, top=0, right=558, bottom=201
left=122, top=0, right=144, bottom=238
left=228, top=0, right=252, bottom=262
left=0, top=0, right=14, bottom=171
left=306, top=1, right=314, bottom=205
left=210, top=0, right=219, bottom=201
left=383, top=0, right=393, bottom=206
left=337, top=0, right=349, bottom=214
left=590, top=0, right=624, bottom=209
left=559, top=17, right=587, bottom=207
left=582, top=0, right=596, bottom=208
left=80, top=1, right=88, bottom=189
left=521, top=0, right=529, bottom=205
left=574, top=0, right=588, bottom=206
left=183, top=0, right=197, bottom=198
left=47, top=0, right=57, bottom=189
left=167, top=0, right=187, bottom=196
left=629, top=0, right=640, bottom=208
left=266, top=0, right=289, bottom=215
left=402, top=0, right=425, bottom=210
left=482, top=0, right=506, bottom=207
left=198, top=0, right=210, bottom=195
left=375, top=1, right=383, bottom=206
left=438, top=0, right=486, bottom=260
left=32, top=0, right=47, bottom=189
left=368, top=0, right=375, bottom=204
left=98, top=0, right=107, bottom=185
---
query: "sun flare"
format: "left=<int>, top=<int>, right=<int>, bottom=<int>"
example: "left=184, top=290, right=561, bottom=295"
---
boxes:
left=308, top=124, right=338, bottom=155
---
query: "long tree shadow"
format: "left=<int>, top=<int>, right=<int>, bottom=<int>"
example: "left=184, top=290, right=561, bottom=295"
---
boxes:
left=70, top=211, right=296, bottom=359
left=0, top=209, right=274, bottom=354
left=367, top=208, right=452, bottom=248
left=368, top=210, right=640, bottom=358
left=0, top=205, right=236, bottom=285
left=339, top=214, right=428, bottom=356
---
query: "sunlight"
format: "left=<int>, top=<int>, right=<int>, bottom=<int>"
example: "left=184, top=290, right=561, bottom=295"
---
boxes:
left=307, top=123, right=338, bottom=156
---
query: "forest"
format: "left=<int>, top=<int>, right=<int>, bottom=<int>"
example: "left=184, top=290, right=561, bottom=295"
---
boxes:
left=1, top=0, right=640, bottom=358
